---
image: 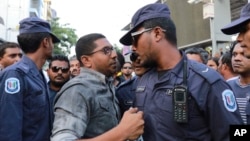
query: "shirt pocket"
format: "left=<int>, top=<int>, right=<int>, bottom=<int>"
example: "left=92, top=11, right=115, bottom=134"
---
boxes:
left=99, top=100, right=111, bottom=112
left=154, top=87, right=174, bottom=113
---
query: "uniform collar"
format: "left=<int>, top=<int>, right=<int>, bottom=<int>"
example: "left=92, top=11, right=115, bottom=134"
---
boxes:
left=168, top=51, right=188, bottom=78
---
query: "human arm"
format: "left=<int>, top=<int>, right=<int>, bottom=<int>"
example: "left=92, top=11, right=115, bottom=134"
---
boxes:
left=77, top=107, right=144, bottom=141
left=207, top=80, right=243, bottom=141
left=51, top=81, right=144, bottom=141
left=0, top=71, right=24, bottom=140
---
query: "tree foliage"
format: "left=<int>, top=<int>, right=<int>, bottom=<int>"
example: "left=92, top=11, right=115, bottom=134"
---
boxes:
left=51, top=18, right=78, bottom=55
left=113, top=44, right=121, bottom=53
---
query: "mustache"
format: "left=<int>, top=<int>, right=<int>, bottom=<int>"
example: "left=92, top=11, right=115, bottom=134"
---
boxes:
left=54, top=75, right=64, bottom=79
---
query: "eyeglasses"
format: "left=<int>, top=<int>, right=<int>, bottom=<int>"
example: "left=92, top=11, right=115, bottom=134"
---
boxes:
left=123, top=67, right=132, bottom=69
left=131, top=28, right=153, bottom=43
left=87, top=46, right=114, bottom=56
left=130, top=52, right=139, bottom=62
left=51, top=66, right=70, bottom=73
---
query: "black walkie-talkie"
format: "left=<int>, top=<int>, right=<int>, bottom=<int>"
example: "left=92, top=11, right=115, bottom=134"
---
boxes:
left=173, top=60, right=188, bottom=123
left=173, top=85, right=188, bottom=123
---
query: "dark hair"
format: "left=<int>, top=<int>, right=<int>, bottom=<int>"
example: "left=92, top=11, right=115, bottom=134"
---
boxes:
left=123, top=61, right=132, bottom=66
left=75, top=33, right=106, bottom=65
left=17, top=32, right=51, bottom=53
left=207, top=56, right=219, bottom=66
left=116, top=51, right=125, bottom=72
left=69, top=55, right=78, bottom=61
left=220, top=52, right=234, bottom=73
left=48, top=54, right=70, bottom=68
left=142, top=17, right=177, bottom=46
left=185, top=47, right=209, bottom=64
left=0, top=42, right=20, bottom=57
left=229, top=41, right=238, bottom=55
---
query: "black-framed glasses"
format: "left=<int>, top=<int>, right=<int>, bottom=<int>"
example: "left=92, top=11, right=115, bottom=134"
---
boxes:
left=51, top=66, right=70, bottom=73
left=130, top=52, right=139, bottom=62
left=87, top=46, right=114, bottom=56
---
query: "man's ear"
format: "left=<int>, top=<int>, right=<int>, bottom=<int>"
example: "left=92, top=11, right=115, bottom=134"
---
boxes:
left=154, top=27, right=165, bottom=42
left=46, top=68, right=49, bottom=73
left=222, top=64, right=227, bottom=70
left=81, top=55, right=92, bottom=68
left=42, top=37, right=50, bottom=48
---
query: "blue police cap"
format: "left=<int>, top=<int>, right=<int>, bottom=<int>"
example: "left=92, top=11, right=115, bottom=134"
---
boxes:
left=119, top=3, right=171, bottom=46
left=221, top=3, right=250, bottom=35
left=19, top=17, right=60, bottom=43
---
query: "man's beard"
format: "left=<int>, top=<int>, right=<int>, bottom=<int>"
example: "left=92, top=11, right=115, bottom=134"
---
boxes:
left=51, top=80, right=67, bottom=88
left=142, top=58, right=156, bottom=68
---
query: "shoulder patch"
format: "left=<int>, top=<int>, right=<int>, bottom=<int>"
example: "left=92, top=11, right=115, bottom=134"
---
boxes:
left=5, top=77, right=20, bottom=94
left=222, top=89, right=237, bottom=112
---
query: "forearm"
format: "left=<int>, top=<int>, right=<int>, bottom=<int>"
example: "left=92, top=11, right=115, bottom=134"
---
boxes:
left=77, top=125, right=128, bottom=141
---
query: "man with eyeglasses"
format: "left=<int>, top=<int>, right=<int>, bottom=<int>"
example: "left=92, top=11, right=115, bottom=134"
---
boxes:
left=47, top=54, right=70, bottom=121
left=119, top=3, right=243, bottom=141
left=51, top=33, right=144, bottom=141
left=0, top=17, right=60, bottom=141
left=0, top=42, right=22, bottom=71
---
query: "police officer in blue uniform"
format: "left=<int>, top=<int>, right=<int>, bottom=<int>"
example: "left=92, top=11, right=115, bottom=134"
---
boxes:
left=120, top=3, right=243, bottom=141
left=0, top=17, right=60, bottom=141
left=221, top=3, right=250, bottom=125
left=116, top=52, right=149, bottom=116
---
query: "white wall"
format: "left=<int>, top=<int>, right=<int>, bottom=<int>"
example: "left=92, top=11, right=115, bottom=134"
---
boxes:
left=0, top=0, right=30, bottom=42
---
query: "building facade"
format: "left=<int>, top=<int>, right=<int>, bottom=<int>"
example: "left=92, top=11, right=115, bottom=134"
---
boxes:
left=121, top=0, right=248, bottom=56
left=0, top=0, right=54, bottom=42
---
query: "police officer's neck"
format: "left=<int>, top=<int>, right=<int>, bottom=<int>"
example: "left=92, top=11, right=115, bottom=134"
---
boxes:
left=156, top=47, right=182, bottom=71
left=26, top=53, right=47, bottom=70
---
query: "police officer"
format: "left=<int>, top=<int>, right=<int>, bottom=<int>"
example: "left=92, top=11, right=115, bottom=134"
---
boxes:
left=119, top=3, right=243, bottom=141
left=221, top=2, right=250, bottom=125
left=0, top=17, right=60, bottom=140
left=116, top=52, right=149, bottom=116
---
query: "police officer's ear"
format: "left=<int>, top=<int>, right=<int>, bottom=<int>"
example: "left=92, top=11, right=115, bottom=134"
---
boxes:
left=153, top=26, right=166, bottom=42
left=42, top=37, right=52, bottom=49
left=80, top=55, right=92, bottom=68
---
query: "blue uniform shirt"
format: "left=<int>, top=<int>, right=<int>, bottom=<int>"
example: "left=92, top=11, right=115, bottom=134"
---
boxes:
left=0, top=56, right=52, bottom=141
left=116, top=76, right=138, bottom=115
left=134, top=53, right=243, bottom=141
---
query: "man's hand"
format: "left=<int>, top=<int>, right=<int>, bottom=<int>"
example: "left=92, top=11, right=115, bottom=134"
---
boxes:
left=118, top=107, right=144, bottom=140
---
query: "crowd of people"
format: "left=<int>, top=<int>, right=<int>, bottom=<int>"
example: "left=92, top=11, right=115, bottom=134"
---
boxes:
left=0, top=2, right=250, bottom=141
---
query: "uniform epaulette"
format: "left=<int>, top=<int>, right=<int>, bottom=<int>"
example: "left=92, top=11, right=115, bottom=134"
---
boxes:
left=116, top=77, right=137, bottom=90
left=189, top=61, right=221, bottom=84
left=16, top=65, right=29, bottom=74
